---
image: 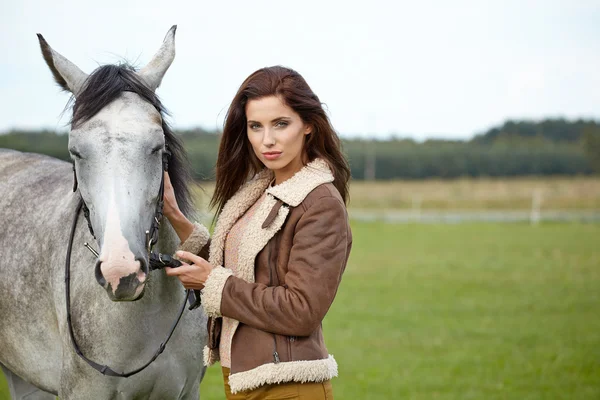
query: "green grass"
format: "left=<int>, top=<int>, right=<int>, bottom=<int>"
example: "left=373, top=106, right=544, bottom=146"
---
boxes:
left=201, top=222, right=600, bottom=399
left=192, top=177, right=600, bottom=211
left=2, top=222, right=599, bottom=399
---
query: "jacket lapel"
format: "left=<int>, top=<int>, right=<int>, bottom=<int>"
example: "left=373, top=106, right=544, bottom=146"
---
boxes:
left=235, top=194, right=290, bottom=283
left=208, top=168, right=273, bottom=268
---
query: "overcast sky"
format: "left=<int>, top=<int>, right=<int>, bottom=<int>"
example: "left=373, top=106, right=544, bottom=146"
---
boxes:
left=1, top=0, right=598, bottom=140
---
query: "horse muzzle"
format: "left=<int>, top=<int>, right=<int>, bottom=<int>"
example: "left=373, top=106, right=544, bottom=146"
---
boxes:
left=95, top=256, right=149, bottom=301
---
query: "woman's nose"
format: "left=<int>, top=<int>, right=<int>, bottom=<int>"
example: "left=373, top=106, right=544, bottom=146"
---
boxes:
left=262, top=130, right=276, bottom=146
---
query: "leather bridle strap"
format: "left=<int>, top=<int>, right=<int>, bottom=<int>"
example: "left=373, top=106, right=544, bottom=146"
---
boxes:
left=146, top=155, right=167, bottom=252
left=65, top=197, right=189, bottom=378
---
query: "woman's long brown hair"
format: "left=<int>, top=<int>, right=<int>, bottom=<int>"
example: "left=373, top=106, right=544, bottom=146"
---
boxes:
left=210, top=66, right=351, bottom=216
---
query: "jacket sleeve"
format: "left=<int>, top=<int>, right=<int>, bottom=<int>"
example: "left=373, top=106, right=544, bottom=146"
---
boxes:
left=201, top=196, right=351, bottom=337
left=176, top=222, right=211, bottom=258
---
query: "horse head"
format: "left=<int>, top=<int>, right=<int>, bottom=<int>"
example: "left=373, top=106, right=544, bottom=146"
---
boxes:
left=38, top=26, right=192, bottom=302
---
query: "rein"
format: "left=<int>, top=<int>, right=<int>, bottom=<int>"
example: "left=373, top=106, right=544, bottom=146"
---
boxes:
left=65, top=149, right=199, bottom=378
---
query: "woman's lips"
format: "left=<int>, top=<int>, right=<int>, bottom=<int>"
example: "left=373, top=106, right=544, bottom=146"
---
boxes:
left=263, top=151, right=282, bottom=161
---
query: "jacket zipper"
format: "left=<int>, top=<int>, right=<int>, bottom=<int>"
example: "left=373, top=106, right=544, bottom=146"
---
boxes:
left=288, top=336, right=295, bottom=361
left=267, top=242, right=280, bottom=364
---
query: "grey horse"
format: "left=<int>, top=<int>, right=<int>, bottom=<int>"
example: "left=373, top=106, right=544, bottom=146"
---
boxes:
left=0, top=26, right=207, bottom=399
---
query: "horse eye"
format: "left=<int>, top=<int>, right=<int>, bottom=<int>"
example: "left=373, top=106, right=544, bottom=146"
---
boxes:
left=151, top=146, right=163, bottom=155
left=70, top=149, right=83, bottom=159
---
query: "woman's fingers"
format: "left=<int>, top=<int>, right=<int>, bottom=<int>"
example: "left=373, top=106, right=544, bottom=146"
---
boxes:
left=164, top=170, right=172, bottom=186
left=163, top=171, right=180, bottom=220
left=165, top=252, right=215, bottom=291
left=164, top=262, right=207, bottom=290
left=164, top=262, right=195, bottom=276
left=176, top=250, right=207, bottom=266
left=163, top=171, right=174, bottom=197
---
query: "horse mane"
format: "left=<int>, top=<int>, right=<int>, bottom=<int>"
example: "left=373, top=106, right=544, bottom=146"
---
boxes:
left=69, top=64, right=195, bottom=218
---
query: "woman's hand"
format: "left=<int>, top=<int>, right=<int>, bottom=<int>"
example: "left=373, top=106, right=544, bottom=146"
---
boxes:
left=164, top=250, right=215, bottom=290
left=163, top=171, right=180, bottom=221
left=162, top=172, right=194, bottom=243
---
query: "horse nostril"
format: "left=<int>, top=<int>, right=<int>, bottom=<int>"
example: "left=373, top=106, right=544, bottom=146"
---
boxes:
left=95, top=260, right=106, bottom=287
left=136, top=256, right=149, bottom=276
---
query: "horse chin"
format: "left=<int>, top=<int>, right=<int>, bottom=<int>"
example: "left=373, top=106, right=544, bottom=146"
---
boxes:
left=105, top=279, right=147, bottom=302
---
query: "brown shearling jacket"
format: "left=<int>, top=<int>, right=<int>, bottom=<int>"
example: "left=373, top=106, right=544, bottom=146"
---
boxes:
left=179, top=159, right=352, bottom=394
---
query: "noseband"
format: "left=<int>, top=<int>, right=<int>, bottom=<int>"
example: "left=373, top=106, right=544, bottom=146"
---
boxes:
left=65, top=147, right=200, bottom=378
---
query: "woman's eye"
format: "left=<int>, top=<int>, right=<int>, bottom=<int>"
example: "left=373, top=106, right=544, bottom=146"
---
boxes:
left=250, top=124, right=260, bottom=130
left=276, top=121, right=288, bottom=127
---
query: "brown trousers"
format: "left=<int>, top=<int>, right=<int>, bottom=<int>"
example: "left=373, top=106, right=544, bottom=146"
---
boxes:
left=222, top=367, right=334, bottom=400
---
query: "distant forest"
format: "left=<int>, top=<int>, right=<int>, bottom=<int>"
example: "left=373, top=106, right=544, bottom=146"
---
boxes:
left=1, top=118, right=599, bottom=180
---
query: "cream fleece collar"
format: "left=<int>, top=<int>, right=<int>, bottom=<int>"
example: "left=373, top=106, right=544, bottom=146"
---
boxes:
left=266, top=158, right=334, bottom=206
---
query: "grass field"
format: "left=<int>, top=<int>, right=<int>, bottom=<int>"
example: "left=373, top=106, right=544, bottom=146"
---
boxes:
left=4, top=221, right=597, bottom=399
left=191, top=177, right=600, bottom=212
left=198, top=221, right=600, bottom=399
left=346, top=177, right=600, bottom=210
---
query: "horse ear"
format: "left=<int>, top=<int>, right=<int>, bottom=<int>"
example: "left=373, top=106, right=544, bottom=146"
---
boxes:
left=37, top=34, right=88, bottom=97
left=137, top=25, right=177, bottom=91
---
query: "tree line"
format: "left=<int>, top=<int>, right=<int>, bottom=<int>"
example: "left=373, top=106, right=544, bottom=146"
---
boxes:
left=1, top=118, right=598, bottom=180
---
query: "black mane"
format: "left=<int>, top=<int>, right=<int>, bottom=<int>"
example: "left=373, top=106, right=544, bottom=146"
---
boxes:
left=71, top=64, right=195, bottom=218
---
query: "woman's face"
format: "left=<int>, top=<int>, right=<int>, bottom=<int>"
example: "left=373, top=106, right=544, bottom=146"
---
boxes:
left=246, top=95, right=311, bottom=183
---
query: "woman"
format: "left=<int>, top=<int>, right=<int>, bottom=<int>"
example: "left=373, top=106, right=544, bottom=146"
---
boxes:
left=164, top=66, right=352, bottom=399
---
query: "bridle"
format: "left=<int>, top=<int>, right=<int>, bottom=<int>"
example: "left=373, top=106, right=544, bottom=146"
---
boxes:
left=65, top=147, right=200, bottom=378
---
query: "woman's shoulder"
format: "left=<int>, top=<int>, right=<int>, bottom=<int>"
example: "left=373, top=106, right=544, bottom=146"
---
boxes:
left=292, top=182, right=351, bottom=244
left=299, top=182, right=346, bottom=212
